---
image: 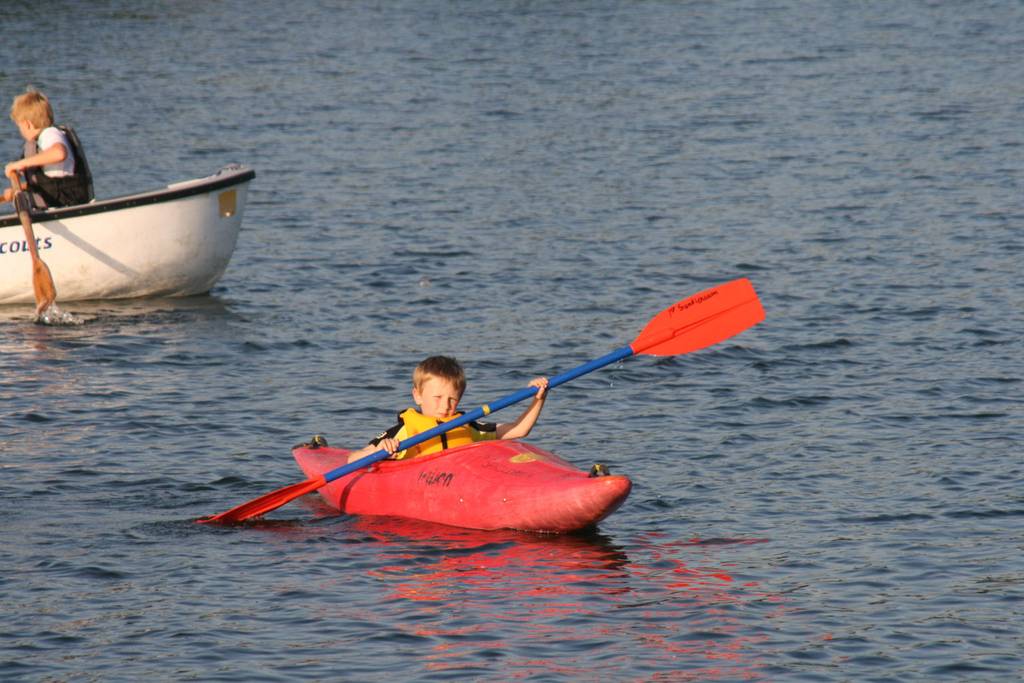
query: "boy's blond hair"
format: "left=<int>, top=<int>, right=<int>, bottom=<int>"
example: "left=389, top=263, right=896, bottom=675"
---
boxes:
left=413, top=356, right=467, bottom=397
left=10, top=89, right=54, bottom=128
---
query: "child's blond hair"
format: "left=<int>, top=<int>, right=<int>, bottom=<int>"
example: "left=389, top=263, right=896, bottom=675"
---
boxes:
left=413, top=356, right=467, bottom=397
left=10, top=89, right=54, bottom=129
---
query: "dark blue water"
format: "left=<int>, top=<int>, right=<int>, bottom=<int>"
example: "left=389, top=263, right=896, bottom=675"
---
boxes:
left=2, top=1, right=1022, bottom=680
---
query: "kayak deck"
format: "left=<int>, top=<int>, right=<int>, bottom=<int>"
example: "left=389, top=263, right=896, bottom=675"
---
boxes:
left=293, top=439, right=631, bottom=533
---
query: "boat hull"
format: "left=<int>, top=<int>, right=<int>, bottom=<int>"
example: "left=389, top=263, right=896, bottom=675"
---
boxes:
left=293, top=440, right=631, bottom=533
left=0, top=165, right=254, bottom=304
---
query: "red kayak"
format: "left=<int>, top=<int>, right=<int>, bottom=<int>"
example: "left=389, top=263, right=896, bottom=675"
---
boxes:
left=292, top=439, right=631, bottom=533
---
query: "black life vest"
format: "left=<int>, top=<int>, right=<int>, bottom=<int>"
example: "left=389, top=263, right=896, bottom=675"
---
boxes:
left=23, top=125, right=94, bottom=208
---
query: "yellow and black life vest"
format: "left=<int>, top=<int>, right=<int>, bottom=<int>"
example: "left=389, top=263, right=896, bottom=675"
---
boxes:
left=393, top=408, right=494, bottom=460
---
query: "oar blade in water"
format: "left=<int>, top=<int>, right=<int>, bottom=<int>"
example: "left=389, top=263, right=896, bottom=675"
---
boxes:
left=31, top=258, right=57, bottom=313
left=9, top=175, right=58, bottom=314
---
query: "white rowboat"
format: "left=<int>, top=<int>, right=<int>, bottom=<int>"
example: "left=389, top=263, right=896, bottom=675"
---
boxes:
left=0, top=165, right=255, bottom=305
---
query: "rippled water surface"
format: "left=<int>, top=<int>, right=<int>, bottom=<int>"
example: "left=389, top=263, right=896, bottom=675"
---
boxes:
left=2, top=1, right=1022, bottom=680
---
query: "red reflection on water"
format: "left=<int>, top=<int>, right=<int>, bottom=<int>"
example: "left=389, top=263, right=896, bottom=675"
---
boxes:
left=346, top=516, right=778, bottom=680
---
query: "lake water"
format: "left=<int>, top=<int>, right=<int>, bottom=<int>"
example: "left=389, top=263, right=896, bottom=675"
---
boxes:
left=1, top=1, right=1022, bottom=680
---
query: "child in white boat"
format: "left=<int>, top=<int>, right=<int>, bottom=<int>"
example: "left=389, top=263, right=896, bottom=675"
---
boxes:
left=4, top=89, right=91, bottom=208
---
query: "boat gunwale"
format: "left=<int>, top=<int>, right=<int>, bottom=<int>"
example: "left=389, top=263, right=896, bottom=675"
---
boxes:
left=0, top=165, right=256, bottom=229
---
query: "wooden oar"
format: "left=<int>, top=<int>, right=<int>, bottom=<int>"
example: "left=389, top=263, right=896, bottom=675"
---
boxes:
left=7, top=172, right=56, bottom=314
left=199, top=277, right=765, bottom=524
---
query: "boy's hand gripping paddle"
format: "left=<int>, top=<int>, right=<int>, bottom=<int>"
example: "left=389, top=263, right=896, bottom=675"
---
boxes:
left=199, top=278, right=765, bottom=524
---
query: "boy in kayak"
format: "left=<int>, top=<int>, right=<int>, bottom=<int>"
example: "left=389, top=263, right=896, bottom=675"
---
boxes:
left=347, top=355, right=549, bottom=462
left=4, top=89, right=91, bottom=208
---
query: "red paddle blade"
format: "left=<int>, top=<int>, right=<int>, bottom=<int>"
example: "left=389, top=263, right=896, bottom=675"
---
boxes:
left=630, top=278, right=764, bottom=356
left=197, top=475, right=327, bottom=524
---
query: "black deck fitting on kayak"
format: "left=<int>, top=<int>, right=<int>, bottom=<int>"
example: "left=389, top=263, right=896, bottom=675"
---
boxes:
left=295, top=434, right=329, bottom=450
left=589, top=463, right=611, bottom=478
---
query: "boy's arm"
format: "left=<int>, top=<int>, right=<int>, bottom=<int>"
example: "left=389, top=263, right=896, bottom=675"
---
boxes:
left=347, top=422, right=403, bottom=462
left=496, top=377, right=548, bottom=440
left=347, top=437, right=400, bottom=462
left=5, top=141, right=68, bottom=177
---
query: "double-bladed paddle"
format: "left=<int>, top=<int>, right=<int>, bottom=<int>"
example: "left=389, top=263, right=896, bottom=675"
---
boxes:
left=7, top=172, right=57, bottom=314
left=199, top=277, right=765, bottom=524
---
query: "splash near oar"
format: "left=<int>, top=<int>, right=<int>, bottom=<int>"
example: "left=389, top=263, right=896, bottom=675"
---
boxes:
left=199, top=278, right=765, bottom=524
left=8, top=172, right=57, bottom=316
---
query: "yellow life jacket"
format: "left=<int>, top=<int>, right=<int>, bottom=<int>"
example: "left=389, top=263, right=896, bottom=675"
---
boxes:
left=393, top=408, right=493, bottom=460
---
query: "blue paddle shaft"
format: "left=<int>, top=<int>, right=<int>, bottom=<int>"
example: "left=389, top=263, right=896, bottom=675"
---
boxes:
left=320, top=345, right=635, bottom=484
